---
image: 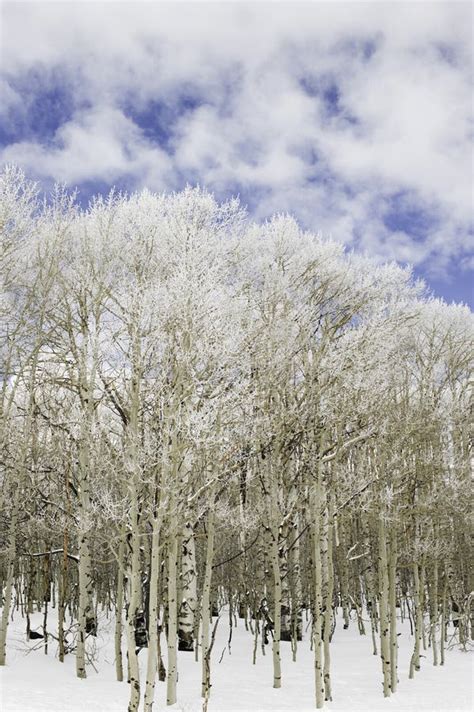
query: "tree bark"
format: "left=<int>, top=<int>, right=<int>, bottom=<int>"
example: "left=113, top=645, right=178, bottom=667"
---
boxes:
left=409, top=561, right=422, bottom=678
left=115, top=533, right=126, bottom=683
left=311, top=482, right=325, bottom=709
left=388, top=528, right=398, bottom=693
left=166, top=528, right=179, bottom=706
left=323, top=490, right=334, bottom=702
left=178, top=521, right=197, bottom=652
left=201, top=480, right=217, bottom=699
left=378, top=515, right=391, bottom=697
left=144, top=504, right=164, bottom=711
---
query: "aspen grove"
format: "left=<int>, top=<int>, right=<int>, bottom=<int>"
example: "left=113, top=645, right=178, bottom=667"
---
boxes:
left=0, top=165, right=472, bottom=711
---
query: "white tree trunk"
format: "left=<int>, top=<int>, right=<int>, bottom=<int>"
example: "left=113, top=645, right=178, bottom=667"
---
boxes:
left=178, top=521, right=197, bottom=652
left=311, top=484, right=325, bottom=709
left=125, top=494, right=142, bottom=712
left=143, top=507, right=163, bottom=712
left=201, top=482, right=217, bottom=699
left=166, top=529, right=179, bottom=706
left=378, top=516, right=391, bottom=697
left=410, top=562, right=422, bottom=678
left=0, top=484, right=20, bottom=666
left=388, top=529, right=398, bottom=693
left=115, top=534, right=126, bottom=683
left=76, top=422, right=95, bottom=680
left=323, top=491, right=334, bottom=702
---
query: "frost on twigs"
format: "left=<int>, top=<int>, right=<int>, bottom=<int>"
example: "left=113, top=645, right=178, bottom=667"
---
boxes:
left=0, top=168, right=472, bottom=709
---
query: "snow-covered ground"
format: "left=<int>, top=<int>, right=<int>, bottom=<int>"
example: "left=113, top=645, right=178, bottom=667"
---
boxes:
left=0, top=608, right=472, bottom=712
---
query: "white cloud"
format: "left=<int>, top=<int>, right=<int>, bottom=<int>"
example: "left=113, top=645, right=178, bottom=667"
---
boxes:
left=2, top=104, right=173, bottom=187
left=0, top=1, right=472, bottom=278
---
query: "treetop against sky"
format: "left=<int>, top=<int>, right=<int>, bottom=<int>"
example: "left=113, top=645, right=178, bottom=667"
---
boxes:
left=0, top=1, right=472, bottom=306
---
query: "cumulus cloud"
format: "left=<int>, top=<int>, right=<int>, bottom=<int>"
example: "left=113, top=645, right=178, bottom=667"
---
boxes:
left=0, top=1, right=472, bottom=295
left=2, top=104, right=173, bottom=187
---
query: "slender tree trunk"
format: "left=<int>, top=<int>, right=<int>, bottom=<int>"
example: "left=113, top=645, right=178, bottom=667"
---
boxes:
left=430, top=558, right=439, bottom=665
left=323, top=490, right=334, bottom=702
left=144, top=505, right=163, bottom=712
left=440, top=571, right=447, bottom=666
left=388, top=528, right=398, bottom=693
left=378, top=515, right=391, bottom=697
left=115, top=534, right=126, bottom=682
left=43, top=553, right=50, bottom=655
left=58, top=494, right=70, bottom=663
left=420, top=563, right=427, bottom=651
left=361, top=512, right=378, bottom=655
left=166, top=528, right=179, bottom=706
left=0, top=348, right=41, bottom=666
left=0, top=483, right=20, bottom=665
left=269, top=520, right=282, bottom=689
left=58, top=563, right=66, bottom=662
left=409, top=561, right=422, bottom=678
left=279, top=522, right=291, bottom=644
left=178, top=521, right=197, bottom=652
left=290, top=514, right=303, bottom=648
left=76, top=430, right=95, bottom=680
left=125, top=490, right=142, bottom=712
left=75, top=363, right=97, bottom=680
left=338, top=518, right=351, bottom=631
left=311, top=483, right=325, bottom=709
left=125, top=324, right=144, bottom=712
left=264, top=460, right=282, bottom=690
left=201, top=482, right=217, bottom=699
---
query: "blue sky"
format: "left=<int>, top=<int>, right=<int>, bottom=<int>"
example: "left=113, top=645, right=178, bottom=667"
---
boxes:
left=1, top=1, right=472, bottom=306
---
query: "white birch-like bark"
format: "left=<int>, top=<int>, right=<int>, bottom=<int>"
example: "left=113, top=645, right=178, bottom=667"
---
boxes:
left=409, top=561, right=422, bottom=678
left=0, top=335, right=42, bottom=665
left=178, top=521, right=197, bottom=652
left=74, top=299, right=99, bottom=680
left=263, top=457, right=283, bottom=690
left=144, top=500, right=164, bottom=712
left=124, top=313, right=144, bottom=712
left=269, top=518, right=282, bottom=689
left=388, top=528, right=398, bottom=693
left=440, top=572, right=447, bottom=666
left=76, top=414, right=94, bottom=680
left=201, top=479, right=217, bottom=699
left=378, top=515, right=391, bottom=697
left=115, top=533, right=126, bottom=683
left=323, top=489, right=334, bottom=702
left=311, top=482, right=325, bottom=710
left=166, top=521, right=179, bottom=706
left=125, top=500, right=141, bottom=712
left=289, top=513, right=303, bottom=650
left=0, top=483, right=20, bottom=666
left=430, top=557, right=439, bottom=666
left=279, top=521, right=291, bottom=643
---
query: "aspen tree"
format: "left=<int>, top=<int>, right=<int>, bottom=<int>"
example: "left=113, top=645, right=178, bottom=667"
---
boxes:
left=164, top=406, right=181, bottom=707
left=60, top=275, right=101, bottom=680
left=0, top=361, right=39, bottom=664
left=322, top=488, right=335, bottom=701
left=378, top=512, right=391, bottom=696
left=264, top=458, right=283, bottom=689
left=143, top=493, right=164, bottom=711
left=0, top=173, right=59, bottom=664
left=1, top=171, right=473, bottom=712
left=178, top=521, right=197, bottom=651
left=166, top=523, right=179, bottom=706
left=115, top=532, right=126, bottom=682
left=388, top=527, right=398, bottom=692
left=201, top=475, right=217, bottom=699
left=310, top=475, right=325, bottom=710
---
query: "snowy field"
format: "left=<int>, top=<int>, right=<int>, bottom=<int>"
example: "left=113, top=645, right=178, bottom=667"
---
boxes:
left=0, top=609, right=471, bottom=712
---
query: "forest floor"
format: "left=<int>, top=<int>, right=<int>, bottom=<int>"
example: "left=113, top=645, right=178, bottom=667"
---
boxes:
left=0, top=607, right=472, bottom=712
